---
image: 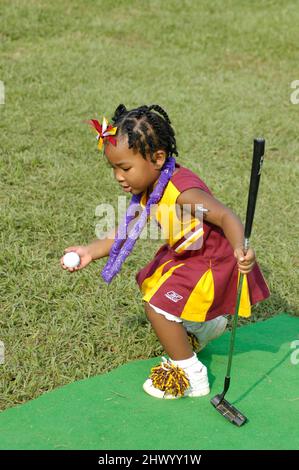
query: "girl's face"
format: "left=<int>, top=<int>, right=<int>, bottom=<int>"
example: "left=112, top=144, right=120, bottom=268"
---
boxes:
left=103, top=135, right=166, bottom=195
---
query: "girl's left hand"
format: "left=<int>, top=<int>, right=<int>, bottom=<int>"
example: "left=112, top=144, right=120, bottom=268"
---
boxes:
left=234, top=247, right=256, bottom=274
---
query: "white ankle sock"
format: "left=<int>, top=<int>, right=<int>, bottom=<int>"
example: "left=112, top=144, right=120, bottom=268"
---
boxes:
left=170, top=353, right=203, bottom=370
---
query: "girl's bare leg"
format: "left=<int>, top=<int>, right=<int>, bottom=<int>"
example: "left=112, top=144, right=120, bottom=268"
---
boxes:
left=144, top=302, right=193, bottom=360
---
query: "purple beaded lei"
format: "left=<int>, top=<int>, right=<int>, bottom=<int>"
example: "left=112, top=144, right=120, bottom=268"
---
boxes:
left=101, top=155, right=176, bottom=283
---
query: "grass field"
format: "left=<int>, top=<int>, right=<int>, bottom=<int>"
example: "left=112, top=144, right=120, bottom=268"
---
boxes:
left=1, top=0, right=298, bottom=411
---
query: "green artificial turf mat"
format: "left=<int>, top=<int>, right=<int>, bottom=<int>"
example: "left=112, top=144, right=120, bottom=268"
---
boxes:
left=0, top=314, right=298, bottom=450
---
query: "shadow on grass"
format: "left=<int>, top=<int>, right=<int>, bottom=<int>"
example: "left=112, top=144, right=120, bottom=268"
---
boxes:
left=232, top=350, right=291, bottom=405
left=197, top=311, right=297, bottom=402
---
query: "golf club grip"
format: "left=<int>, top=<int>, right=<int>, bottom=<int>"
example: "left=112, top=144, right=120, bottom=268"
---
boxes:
left=244, top=138, right=265, bottom=240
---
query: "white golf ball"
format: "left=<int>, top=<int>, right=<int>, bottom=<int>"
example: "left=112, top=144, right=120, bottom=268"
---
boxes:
left=63, top=252, right=80, bottom=268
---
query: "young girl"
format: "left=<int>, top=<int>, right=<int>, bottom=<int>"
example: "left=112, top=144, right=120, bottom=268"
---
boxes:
left=61, top=104, right=270, bottom=399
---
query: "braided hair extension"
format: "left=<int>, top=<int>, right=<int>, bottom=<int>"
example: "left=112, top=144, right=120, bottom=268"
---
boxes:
left=110, top=104, right=178, bottom=160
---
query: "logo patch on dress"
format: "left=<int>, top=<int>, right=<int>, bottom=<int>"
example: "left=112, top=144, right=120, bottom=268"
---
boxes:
left=165, top=291, right=183, bottom=302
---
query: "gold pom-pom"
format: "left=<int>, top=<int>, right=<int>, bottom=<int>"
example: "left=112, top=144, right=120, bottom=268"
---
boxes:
left=150, top=358, right=190, bottom=397
left=187, top=332, right=200, bottom=352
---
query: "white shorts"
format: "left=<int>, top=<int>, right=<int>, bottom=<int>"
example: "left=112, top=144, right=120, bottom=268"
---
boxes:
left=149, top=303, right=183, bottom=323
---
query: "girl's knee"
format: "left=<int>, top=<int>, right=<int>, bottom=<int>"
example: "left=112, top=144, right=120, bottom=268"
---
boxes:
left=143, top=302, right=182, bottom=328
left=143, top=302, right=168, bottom=326
left=143, top=301, right=156, bottom=321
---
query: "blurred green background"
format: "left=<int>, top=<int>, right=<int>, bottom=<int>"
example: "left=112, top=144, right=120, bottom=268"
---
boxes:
left=1, top=0, right=298, bottom=411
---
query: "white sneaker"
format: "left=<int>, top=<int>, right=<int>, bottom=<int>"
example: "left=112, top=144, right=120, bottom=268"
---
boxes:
left=183, top=316, right=228, bottom=352
left=143, top=356, right=210, bottom=399
left=184, top=363, right=210, bottom=397
left=143, top=378, right=178, bottom=399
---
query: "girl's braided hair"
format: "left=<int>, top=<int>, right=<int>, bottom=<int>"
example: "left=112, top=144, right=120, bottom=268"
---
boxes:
left=111, top=104, right=178, bottom=160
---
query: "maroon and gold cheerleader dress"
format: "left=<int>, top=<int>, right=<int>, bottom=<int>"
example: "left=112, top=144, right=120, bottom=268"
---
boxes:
left=136, top=162, right=270, bottom=322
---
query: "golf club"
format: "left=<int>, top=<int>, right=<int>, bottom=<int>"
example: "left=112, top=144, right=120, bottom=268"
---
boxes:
left=210, top=138, right=266, bottom=426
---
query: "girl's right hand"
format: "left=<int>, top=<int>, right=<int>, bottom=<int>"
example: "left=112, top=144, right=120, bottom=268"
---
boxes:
left=60, top=246, right=93, bottom=273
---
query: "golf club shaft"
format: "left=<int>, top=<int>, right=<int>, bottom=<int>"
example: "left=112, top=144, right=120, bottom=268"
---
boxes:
left=220, top=138, right=265, bottom=401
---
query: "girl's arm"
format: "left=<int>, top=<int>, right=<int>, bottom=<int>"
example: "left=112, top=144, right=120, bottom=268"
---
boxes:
left=176, top=188, right=256, bottom=274
left=86, top=226, right=118, bottom=260
left=62, top=208, right=142, bottom=272
left=61, top=227, right=118, bottom=272
left=88, top=208, right=142, bottom=260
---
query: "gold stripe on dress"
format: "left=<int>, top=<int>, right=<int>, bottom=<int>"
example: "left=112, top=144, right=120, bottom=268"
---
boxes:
left=141, top=261, right=185, bottom=303
left=180, top=269, right=215, bottom=322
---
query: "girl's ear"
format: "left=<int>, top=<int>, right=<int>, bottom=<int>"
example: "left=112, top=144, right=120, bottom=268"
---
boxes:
left=153, top=149, right=167, bottom=170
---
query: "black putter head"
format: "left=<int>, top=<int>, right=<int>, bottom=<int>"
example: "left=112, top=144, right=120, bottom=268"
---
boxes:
left=211, top=394, right=247, bottom=427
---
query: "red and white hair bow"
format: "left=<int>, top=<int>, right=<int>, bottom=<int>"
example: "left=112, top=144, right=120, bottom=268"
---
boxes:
left=89, top=117, right=117, bottom=150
